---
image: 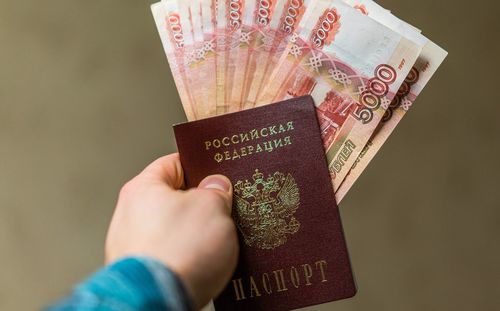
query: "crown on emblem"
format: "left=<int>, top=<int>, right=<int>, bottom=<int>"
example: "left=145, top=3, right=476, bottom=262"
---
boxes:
left=234, top=169, right=283, bottom=206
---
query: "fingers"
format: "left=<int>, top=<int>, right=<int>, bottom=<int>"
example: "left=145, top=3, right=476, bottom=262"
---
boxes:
left=139, top=154, right=184, bottom=189
left=136, top=155, right=233, bottom=216
left=198, top=175, right=233, bottom=216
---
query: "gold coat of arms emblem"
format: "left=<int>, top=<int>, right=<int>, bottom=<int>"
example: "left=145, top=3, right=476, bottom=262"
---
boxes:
left=233, top=169, right=301, bottom=250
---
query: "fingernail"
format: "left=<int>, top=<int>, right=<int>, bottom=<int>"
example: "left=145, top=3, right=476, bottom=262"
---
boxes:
left=201, top=175, right=231, bottom=193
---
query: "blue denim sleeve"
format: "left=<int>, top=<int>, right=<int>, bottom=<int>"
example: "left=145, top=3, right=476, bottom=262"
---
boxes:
left=47, top=257, right=194, bottom=311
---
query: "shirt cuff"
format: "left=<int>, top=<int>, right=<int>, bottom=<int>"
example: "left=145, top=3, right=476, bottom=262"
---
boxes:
left=52, top=257, right=194, bottom=311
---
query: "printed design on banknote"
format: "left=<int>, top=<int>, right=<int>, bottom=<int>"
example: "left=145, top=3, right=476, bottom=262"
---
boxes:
left=352, top=4, right=367, bottom=15
left=335, top=41, right=447, bottom=202
left=152, top=2, right=198, bottom=120
left=240, top=0, right=311, bottom=109
left=151, top=0, right=447, bottom=201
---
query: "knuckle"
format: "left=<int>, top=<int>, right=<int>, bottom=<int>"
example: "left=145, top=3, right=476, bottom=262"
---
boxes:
left=119, top=179, right=139, bottom=198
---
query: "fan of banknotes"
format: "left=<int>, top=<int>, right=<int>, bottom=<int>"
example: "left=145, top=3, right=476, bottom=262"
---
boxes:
left=151, top=0, right=447, bottom=203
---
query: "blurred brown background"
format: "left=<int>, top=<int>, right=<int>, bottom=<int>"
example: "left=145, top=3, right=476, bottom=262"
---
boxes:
left=0, top=0, right=499, bottom=310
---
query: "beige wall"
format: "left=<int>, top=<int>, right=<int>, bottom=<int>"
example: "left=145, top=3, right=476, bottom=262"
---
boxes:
left=0, top=0, right=498, bottom=310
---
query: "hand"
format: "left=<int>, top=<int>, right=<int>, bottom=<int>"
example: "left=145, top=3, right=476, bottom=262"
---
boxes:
left=105, top=154, right=239, bottom=309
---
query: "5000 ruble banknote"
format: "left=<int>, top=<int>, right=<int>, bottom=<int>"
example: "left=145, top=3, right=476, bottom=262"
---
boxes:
left=336, top=40, right=447, bottom=202
left=152, top=2, right=197, bottom=120
left=242, top=0, right=314, bottom=109
left=257, top=0, right=422, bottom=191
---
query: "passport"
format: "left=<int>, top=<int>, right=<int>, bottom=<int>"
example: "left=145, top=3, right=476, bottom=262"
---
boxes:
left=173, top=96, right=356, bottom=311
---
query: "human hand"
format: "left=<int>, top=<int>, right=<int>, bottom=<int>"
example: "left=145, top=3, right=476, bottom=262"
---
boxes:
left=105, top=154, right=239, bottom=309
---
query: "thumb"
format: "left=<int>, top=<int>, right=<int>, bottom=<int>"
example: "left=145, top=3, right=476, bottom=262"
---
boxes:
left=198, top=175, right=233, bottom=215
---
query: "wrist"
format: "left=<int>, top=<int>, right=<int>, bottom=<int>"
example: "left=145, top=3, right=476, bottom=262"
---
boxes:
left=98, top=257, right=195, bottom=311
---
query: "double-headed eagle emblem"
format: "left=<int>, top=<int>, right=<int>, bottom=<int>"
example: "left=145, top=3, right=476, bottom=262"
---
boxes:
left=233, top=169, right=301, bottom=250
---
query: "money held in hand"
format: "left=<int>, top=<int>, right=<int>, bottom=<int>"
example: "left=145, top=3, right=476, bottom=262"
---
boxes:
left=151, top=0, right=447, bottom=202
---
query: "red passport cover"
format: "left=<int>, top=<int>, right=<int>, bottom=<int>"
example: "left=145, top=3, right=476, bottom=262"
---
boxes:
left=173, top=96, right=356, bottom=311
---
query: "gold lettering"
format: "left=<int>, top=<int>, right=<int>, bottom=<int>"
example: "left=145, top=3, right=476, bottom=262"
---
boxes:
left=250, top=129, right=260, bottom=140
left=249, top=276, right=262, bottom=298
left=231, top=135, right=240, bottom=144
left=302, top=264, right=313, bottom=286
left=240, top=133, right=250, bottom=143
left=273, top=138, right=283, bottom=148
left=315, top=260, right=328, bottom=282
left=262, top=273, right=273, bottom=294
left=269, top=126, right=278, bottom=135
left=273, top=269, right=288, bottom=292
left=232, top=278, right=246, bottom=301
left=264, top=141, right=274, bottom=153
left=240, top=147, right=248, bottom=157
left=247, top=145, right=254, bottom=155
left=232, top=150, right=241, bottom=160
left=214, top=153, right=223, bottom=163
left=229, top=260, right=327, bottom=298
left=284, top=136, right=292, bottom=146
left=255, top=143, right=263, bottom=153
left=290, top=266, right=300, bottom=288
left=207, top=120, right=297, bottom=163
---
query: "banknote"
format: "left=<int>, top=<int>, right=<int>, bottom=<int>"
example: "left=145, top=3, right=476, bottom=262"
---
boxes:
left=345, top=0, right=423, bottom=40
left=345, top=0, right=389, bottom=15
left=215, top=0, right=245, bottom=114
left=197, top=0, right=219, bottom=117
left=241, top=0, right=314, bottom=109
left=256, top=0, right=422, bottom=191
left=215, top=1, right=230, bottom=114
left=151, top=1, right=197, bottom=120
left=185, top=1, right=216, bottom=119
left=236, top=0, right=285, bottom=109
left=227, top=0, right=258, bottom=111
left=224, top=0, right=249, bottom=112
left=151, top=1, right=447, bottom=200
left=158, top=0, right=211, bottom=119
left=335, top=41, right=447, bottom=202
